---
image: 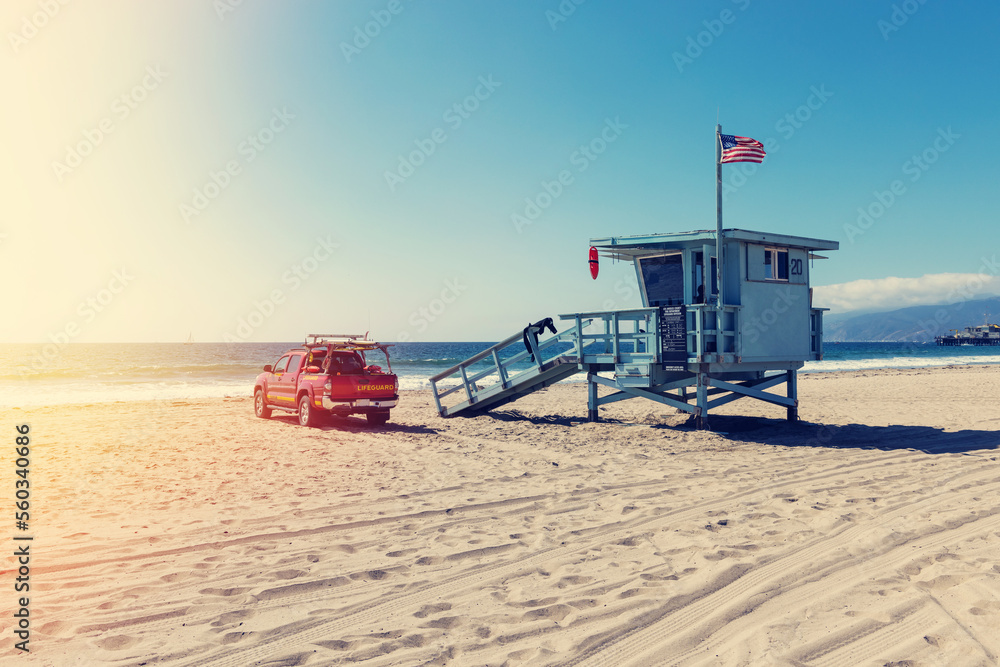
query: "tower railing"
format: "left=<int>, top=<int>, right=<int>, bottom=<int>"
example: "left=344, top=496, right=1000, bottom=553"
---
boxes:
left=685, top=304, right=741, bottom=363
left=810, top=308, right=826, bottom=359
left=558, top=308, right=660, bottom=365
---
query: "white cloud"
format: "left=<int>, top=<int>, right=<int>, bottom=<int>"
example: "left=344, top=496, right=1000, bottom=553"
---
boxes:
left=814, top=273, right=1000, bottom=314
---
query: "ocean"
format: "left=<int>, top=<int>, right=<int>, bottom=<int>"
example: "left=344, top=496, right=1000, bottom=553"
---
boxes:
left=1, top=341, right=999, bottom=408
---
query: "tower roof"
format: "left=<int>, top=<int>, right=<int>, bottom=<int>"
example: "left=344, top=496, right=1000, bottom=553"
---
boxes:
left=590, top=228, right=839, bottom=260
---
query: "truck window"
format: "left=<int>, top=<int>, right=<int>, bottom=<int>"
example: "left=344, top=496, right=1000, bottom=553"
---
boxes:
left=272, top=355, right=291, bottom=374
left=287, top=353, right=305, bottom=374
left=329, top=352, right=363, bottom=375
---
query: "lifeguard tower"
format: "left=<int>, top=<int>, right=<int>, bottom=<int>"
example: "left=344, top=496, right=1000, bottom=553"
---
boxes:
left=429, top=126, right=839, bottom=428
left=429, top=228, right=837, bottom=429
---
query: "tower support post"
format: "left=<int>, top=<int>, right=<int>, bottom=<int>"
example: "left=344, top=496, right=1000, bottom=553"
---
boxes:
left=587, top=372, right=599, bottom=422
left=786, top=369, right=799, bottom=422
left=695, top=371, right=710, bottom=430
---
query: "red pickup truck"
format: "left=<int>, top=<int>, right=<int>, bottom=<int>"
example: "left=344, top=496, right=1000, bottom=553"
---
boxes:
left=254, top=334, right=398, bottom=427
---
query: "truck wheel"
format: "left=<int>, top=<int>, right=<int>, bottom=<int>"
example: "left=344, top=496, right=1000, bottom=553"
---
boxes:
left=254, top=389, right=272, bottom=419
left=366, top=411, right=389, bottom=426
left=298, top=395, right=318, bottom=427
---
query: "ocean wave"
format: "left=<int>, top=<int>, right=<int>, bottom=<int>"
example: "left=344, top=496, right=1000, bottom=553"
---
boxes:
left=1, top=362, right=264, bottom=381
left=0, top=382, right=256, bottom=407
left=804, top=354, right=1000, bottom=373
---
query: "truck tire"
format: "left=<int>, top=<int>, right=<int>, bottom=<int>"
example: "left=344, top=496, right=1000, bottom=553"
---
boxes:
left=366, top=411, right=389, bottom=426
left=298, top=394, right=319, bottom=427
left=255, top=389, right=272, bottom=419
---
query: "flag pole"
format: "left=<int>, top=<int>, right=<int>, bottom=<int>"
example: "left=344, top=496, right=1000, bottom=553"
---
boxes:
left=715, top=124, right=723, bottom=314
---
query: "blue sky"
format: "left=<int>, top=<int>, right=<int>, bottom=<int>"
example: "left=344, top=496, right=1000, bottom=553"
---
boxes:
left=2, top=0, right=998, bottom=342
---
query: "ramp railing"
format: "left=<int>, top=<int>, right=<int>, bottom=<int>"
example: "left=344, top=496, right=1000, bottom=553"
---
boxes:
left=429, top=322, right=588, bottom=417
left=430, top=308, right=671, bottom=417
left=559, top=308, right=660, bottom=365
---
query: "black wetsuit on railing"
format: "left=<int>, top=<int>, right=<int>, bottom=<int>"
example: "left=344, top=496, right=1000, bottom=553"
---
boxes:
left=523, top=318, right=557, bottom=362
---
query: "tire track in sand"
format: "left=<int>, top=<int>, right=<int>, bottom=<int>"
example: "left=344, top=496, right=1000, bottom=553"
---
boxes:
left=559, top=466, right=1000, bottom=666
left=169, top=449, right=965, bottom=666
left=676, top=515, right=1000, bottom=665
left=42, top=446, right=887, bottom=636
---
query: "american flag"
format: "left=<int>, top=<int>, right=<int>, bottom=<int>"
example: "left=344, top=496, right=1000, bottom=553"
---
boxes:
left=719, top=133, right=766, bottom=163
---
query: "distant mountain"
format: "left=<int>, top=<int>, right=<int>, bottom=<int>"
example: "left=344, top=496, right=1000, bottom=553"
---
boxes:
left=824, top=297, right=1000, bottom=342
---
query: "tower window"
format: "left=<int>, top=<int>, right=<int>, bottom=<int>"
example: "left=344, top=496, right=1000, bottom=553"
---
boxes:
left=764, top=248, right=788, bottom=281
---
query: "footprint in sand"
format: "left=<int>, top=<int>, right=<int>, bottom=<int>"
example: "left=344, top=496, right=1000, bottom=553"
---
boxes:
left=255, top=577, right=351, bottom=602
left=199, top=586, right=253, bottom=597
left=349, top=569, right=392, bottom=582
left=386, top=548, right=419, bottom=558
left=415, top=556, right=442, bottom=566
left=916, top=574, right=973, bottom=591
left=211, top=609, right=255, bottom=627
left=619, top=588, right=652, bottom=599
left=121, top=586, right=159, bottom=599
left=507, top=648, right=545, bottom=661
left=567, top=598, right=599, bottom=610
left=513, top=596, right=561, bottom=609
left=521, top=604, right=573, bottom=622
left=95, top=635, right=137, bottom=651
left=423, top=616, right=463, bottom=629
left=37, top=621, right=73, bottom=638
left=413, top=602, right=452, bottom=618
left=556, top=575, right=593, bottom=588
left=315, top=639, right=358, bottom=651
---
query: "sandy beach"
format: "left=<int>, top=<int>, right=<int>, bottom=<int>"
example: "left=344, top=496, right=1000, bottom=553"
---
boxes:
left=4, top=365, right=1000, bottom=666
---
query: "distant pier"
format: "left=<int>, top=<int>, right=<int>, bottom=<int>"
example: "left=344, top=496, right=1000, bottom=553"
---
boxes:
left=935, top=324, right=1000, bottom=346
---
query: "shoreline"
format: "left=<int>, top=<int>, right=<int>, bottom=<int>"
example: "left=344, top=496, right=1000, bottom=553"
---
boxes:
left=5, top=362, right=999, bottom=410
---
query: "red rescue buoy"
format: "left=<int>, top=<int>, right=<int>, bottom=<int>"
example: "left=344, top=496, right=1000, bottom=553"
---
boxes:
left=589, top=246, right=599, bottom=280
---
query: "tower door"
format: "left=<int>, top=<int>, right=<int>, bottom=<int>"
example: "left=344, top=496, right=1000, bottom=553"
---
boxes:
left=692, top=252, right=718, bottom=304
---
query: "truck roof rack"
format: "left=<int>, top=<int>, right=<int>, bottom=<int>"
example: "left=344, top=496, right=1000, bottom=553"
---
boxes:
left=303, top=333, right=393, bottom=351
left=305, top=333, right=369, bottom=345
left=306, top=333, right=367, bottom=340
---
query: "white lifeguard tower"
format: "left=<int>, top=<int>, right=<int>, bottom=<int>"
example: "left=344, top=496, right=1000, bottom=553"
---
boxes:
left=430, top=127, right=839, bottom=428
left=429, top=228, right=837, bottom=429
left=586, top=228, right=838, bottom=427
